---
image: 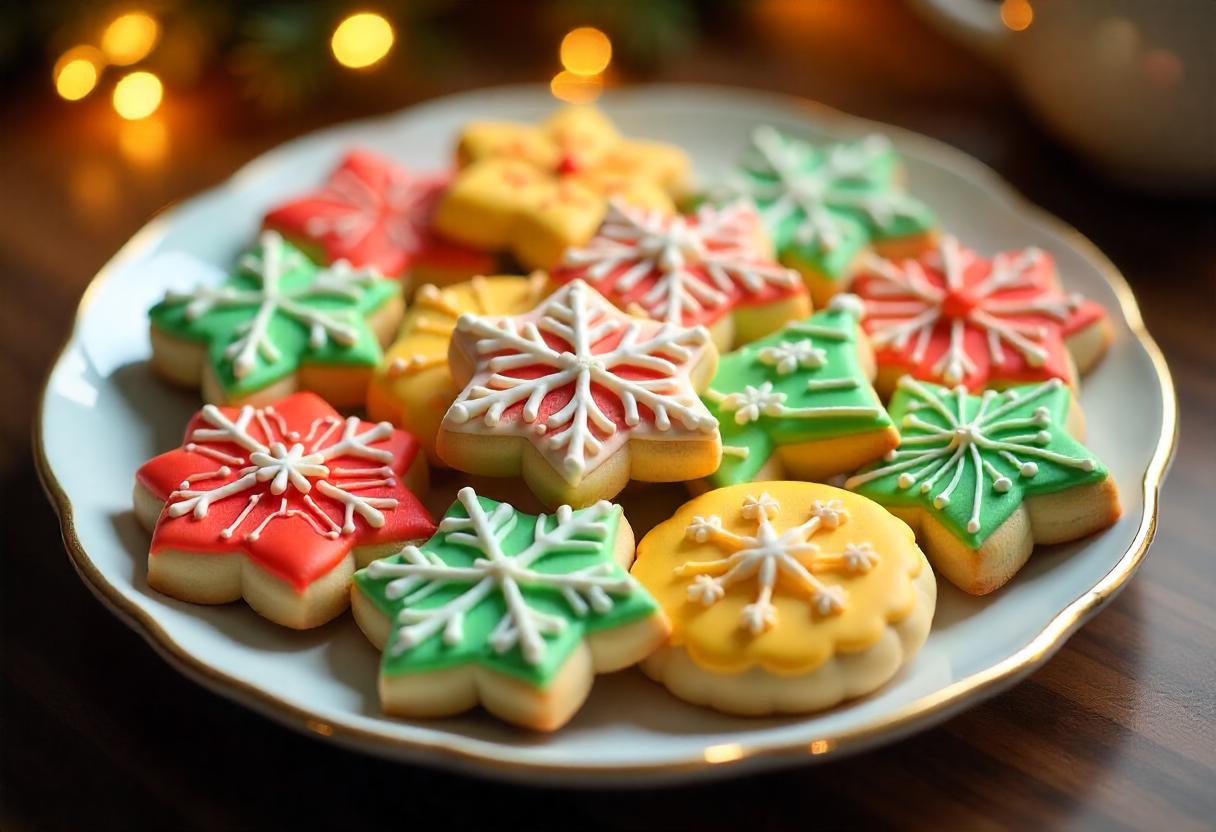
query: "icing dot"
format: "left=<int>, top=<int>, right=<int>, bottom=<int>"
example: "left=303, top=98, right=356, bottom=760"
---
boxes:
left=919, top=482, right=932, bottom=494
left=967, top=519, right=980, bottom=533
left=884, top=450, right=898, bottom=461
left=1081, top=459, right=1095, bottom=472
left=1036, top=430, right=1052, bottom=443
left=898, top=472, right=915, bottom=488
left=994, top=476, right=1012, bottom=492
left=933, top=495, right=950, bottom=508
left=1020, top=461, right=1039, bottom=477
left=827, top=292, right=865, bottom=319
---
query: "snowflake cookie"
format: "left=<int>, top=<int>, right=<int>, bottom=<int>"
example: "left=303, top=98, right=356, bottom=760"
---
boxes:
left=148, top=230, right=403, bottom=407
left=551, top=199, right=811, bottom=351
left=846, top=377, right=1121, bottom=594
left=263, top=149, right=494, bottom=289
left=433, top=105, right=689, bottom=270
left=718, top=126, right=937, bottom=307
left=367, top=273, right=550, bottom=462
left=701, top=295, right=897, bottom=488
left=851, top=235, right=1112, bottom=395
left=631, top=482, right=935, bottom=716
left=133, top=392, right=435, bottom=629
left=351, top=486, right=669, bottom=730
left=437, top=279, right=722, bottom=509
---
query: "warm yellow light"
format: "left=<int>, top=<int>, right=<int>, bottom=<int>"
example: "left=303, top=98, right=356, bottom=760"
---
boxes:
left=112, top=71, right=163, bottom=120
left=550, top=70, right=603, bottom=104
left=560, top=26, right=612, bottom=76
left=331, top=12, right=395, bottom=69
left=54, top=46, right=105, bottom=101
left=119, top=116, right=169, bottom=167
left=101, top=12, right=161, bottom=65
left=1000, top=0, right=1033, bottom=31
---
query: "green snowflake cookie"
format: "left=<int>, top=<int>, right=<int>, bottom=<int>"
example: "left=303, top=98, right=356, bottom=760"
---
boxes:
left=703, top=295, right=896, bottom=487
left=724, top=126, right=935, bottom=282
left=353, top=487, right=660, bottom=690
left=149, top=229, right=399, bottom=402
left=846, top=377, right=1110, bottom=548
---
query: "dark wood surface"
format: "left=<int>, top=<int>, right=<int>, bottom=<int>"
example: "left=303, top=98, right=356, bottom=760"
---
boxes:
left=3, top=2, right=1213, bottom=829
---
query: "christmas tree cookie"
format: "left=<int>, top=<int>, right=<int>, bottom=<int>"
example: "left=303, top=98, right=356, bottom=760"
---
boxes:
left=701, top=295, right=897, bottom=487
left=632, top=483, right=935, bottom=716
left=551, top=199, right=810, bottom=351
left=720, top=126, right=937, bottom=307
left=851, top=235, right=1112, bottom=395
left=367, top=273, right=549, bottom=462
left=846, top=377, right=1121, bottom=594
left=149, top=230, right=403, bottom=407
left=352, top=487, right=669, bottom=731
left=434, top=105, right=689, bottom=270
left=263, top=150, right=494, bottom=290
left=134, top=393, right=435, bottom=629
left=437, top=279, right=722, bottom=510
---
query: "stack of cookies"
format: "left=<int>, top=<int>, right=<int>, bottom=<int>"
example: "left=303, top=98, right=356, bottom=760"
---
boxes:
left=135, top=105, right=1121, bottom=731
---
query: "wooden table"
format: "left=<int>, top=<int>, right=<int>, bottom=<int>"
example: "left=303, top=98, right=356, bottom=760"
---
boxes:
left=3, top=2, right=1213, bottom=828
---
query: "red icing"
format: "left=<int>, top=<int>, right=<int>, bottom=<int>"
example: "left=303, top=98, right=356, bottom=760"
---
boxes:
left=263, top=150, right=494, bottom=277
left=555, top=153, right=583, bottom=176
left=551, top=201, right=806, bottom=329
left=852, top=237, right=1109, bottom=390
left=136, top=392, right=435, bottom=592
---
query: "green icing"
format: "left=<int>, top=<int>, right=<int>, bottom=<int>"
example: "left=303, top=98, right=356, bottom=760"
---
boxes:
left=148, top=231, right=398, bottom=398
left=353, top=490, right=658, bottom=689
left=846, top=378, right=1109, bottom=547
left=704, top=305, right=893, bottom=487
left=723, top=127, right=935, bottom=280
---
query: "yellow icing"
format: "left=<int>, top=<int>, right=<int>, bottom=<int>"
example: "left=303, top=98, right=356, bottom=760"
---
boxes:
left=367, top=274, right=548, bottom=459
left=631, top=481, right=926, bottom=676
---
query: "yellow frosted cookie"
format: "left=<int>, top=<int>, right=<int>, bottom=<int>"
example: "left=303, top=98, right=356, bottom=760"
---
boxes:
left=632, top=482, right=936, bottom=716
left=367, top=274, right=548, bottom=462
left=433, top=105, right=690, bottom=270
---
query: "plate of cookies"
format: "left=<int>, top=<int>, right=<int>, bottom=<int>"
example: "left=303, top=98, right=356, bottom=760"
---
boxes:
left=37, top=84, right=1175, bottom=784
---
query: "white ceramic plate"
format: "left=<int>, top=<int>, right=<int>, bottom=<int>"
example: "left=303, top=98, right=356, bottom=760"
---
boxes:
left=37, top=85, right=1176, bottom=785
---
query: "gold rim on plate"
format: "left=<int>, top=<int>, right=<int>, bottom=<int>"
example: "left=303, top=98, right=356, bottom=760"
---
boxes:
left=33, top=85, right=1178, bottom=780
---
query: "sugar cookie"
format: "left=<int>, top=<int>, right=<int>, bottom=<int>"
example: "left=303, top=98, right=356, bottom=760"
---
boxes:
left=352, top=486, right=669, bottom=730
left=133, top=393, right=434, bottom=629
left=148, top=230, right=402, bottom=407
left=436, top=280, right=722, bottom=509
left=433, top=105, right=689, bottom=270
left=632, top=483, right=935, bottom=716
left=551, top=199, right=810, bottom=351
left=846, top=377, right=1121, bottom=594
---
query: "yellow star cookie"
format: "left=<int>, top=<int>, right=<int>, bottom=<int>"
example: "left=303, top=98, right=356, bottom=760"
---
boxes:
left=367, top=274, right=549, bottom=461
left=632, top=482, right=936, bottom=715
left=433, top=105, right=690, bottom=270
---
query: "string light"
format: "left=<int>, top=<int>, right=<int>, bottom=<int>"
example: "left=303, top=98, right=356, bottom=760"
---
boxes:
left=1000, top=0, right=1033, bottom=32
left=54, top=45, right=105, bottom=101
left=560, top=27, right=612, bottom=76
left=112, top=71, right=163, bottom=120
left=550, top=70, right=603, bottom=103
left=331, top=12, right=395, bottom=69
left=101, top=11, right=161, bottom=65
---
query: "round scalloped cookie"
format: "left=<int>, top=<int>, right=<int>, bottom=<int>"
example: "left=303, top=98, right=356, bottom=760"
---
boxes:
left=632, top=482, right=935, bottom=716
left=367, top=274, right=549, bottom=462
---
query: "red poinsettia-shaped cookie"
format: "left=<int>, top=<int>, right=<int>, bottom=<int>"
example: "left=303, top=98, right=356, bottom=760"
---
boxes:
left=851, top=235, right=1111, bottom=395
left=263, top=150, right=493, bottom=288
left=134, top=392, right=435, bottom=629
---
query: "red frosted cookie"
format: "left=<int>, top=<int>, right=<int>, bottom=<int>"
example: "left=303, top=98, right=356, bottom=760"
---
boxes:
left=133, top=392, right=434, bottom=628
left=851, top=236, right=1111, bottom=395
left=263, top=149, right=494, bottom=290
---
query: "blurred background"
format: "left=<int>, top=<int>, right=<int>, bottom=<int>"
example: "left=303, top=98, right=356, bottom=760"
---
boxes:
left=2, top=1, right=1213, bottom=828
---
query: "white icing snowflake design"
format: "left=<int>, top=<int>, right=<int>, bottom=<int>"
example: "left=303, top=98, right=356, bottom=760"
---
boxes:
left=858, top=236, right=1084, bottom=386
left=726, top=126, right=925, bottom=253
left=303, top=165, right=429, bottom=250
left=677, top=493, right=878, bottom=634
left=560, top=199, right=800, bottom=326
left=167, top=402, right=400, bottom=540
left=162, top=230, right=383, bottom=379
left=444, top=279, right=719, bottom=484
left=365, top=487, right=634, bottom=665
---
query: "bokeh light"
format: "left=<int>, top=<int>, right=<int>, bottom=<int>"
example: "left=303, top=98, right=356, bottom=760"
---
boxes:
left=101, top=12, right=161, bottom=65
left=112, top=71, right=163, bottom=120
left=54, top=46, right=105, bottom=101
left=1000, top=0, right=1033, bottom=32
left=560, top=27, right=612, bottom=76
left=550, top=70, right=603, bottom=103
left=331, top=13, right=395, bottom=69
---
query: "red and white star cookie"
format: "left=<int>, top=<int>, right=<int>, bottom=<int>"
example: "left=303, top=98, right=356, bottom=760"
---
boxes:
left=134, top=392, right=435, bottom=629
left=551, top=199, right=811, bottom=350
left=263, top=150, right=494, bottom=290
left=851, top=235, right=1112, bottom=395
